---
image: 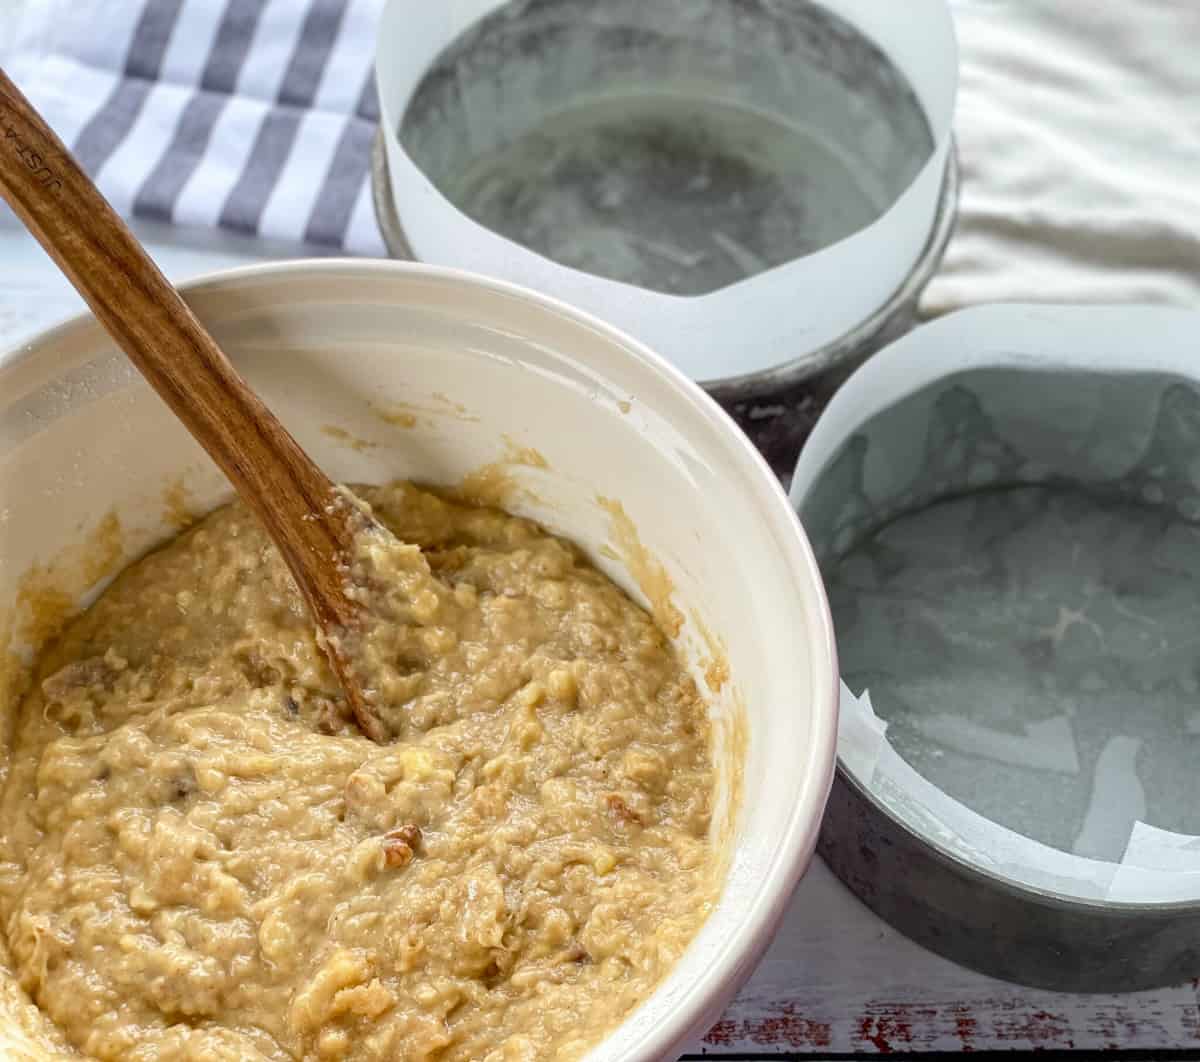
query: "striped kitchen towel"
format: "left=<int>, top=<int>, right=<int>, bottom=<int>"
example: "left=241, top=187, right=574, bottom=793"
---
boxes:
left=2, top=0, right=388, bottom=255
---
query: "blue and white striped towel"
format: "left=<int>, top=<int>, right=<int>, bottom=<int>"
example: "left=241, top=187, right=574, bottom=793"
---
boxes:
left=3, top=0, right=388, bottom=255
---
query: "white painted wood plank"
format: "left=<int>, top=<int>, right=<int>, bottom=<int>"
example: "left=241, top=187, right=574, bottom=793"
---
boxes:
left=690, top=859, right=1198, bottom=1054
left=0, top=216, right=334, bottom=352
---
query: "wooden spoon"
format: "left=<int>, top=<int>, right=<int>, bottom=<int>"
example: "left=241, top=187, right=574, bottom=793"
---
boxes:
left=0, top=69, right=388, bottom=742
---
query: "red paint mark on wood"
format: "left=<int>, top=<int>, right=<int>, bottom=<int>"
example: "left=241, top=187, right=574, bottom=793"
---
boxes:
left=951, top=1003, right=977, bottom=1053
left=751, top=1012, right=832, bottom=1048
left=1086, top=1001, right=1166, bottom=1045
left=709, top=995, right=1198, bottom=1052
left=853, top=1002, right=936, bottom=1053
left=703, top=1003, right=831, bottom=1049
left=990, top=1006, right=1071, bottom=1046
left=703, top=1019, right=737, bottom=1046
left=857, top=1016, right=895, bottom=1054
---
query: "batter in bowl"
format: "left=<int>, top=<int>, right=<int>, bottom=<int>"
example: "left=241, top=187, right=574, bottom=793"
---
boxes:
left=0, top=483, right=717, bottom=1061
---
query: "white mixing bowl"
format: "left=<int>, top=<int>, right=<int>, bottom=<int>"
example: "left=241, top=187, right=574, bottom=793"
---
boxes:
left=0, top=260, right=836, bottom=1061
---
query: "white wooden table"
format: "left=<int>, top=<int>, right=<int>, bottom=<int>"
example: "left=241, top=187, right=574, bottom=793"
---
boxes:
left=2, top=219, right=1197, bottom=1058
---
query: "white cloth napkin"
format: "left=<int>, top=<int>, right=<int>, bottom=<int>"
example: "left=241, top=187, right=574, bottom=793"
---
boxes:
left=3, top=0, right=1196, bottom=313
left=922, top=0, right=1200, bottom=315
left=2, top=0, right=387, bottom=255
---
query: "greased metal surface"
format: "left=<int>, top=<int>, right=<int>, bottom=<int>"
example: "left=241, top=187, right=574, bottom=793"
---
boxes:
left=0, top=482, right=717, bottom=1061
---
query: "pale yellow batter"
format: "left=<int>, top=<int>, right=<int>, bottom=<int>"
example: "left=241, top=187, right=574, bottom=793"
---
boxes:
left=0, top=483, right=717, bottom=1061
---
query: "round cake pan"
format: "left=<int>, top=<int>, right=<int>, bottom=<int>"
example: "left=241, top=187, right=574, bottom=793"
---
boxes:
left=371, top=0, right=960, bottom=401
left=370, top=133, right=958, bottom=403
left=790, top=303, right=1200, bottom=993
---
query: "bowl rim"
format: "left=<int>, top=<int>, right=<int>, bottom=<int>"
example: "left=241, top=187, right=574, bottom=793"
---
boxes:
left=3, top=257, right=839, bottom=1060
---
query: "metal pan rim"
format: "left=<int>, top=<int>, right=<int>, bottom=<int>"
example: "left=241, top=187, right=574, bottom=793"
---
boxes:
left=370, top=130, right=959, bottom=400
left=834, top=760, right=1200, bottom=916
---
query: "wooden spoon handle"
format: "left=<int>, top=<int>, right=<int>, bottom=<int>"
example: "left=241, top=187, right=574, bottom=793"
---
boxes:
left=0, top=68, right=359, bottom=633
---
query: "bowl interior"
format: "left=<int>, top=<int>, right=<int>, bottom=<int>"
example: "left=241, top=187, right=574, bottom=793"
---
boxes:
left=0, top=262, right=834, bottom=1059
